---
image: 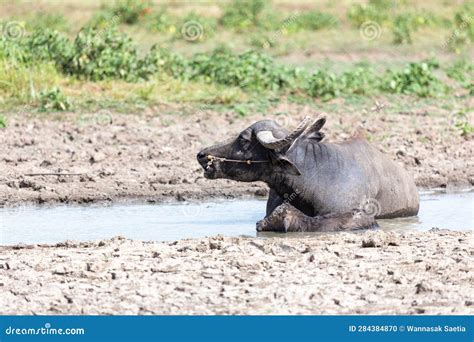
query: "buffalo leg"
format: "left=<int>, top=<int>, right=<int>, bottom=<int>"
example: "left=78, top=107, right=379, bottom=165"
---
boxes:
left=265, top=189, right=284, bottom=216
left=257, top=203, right=379, bottom=232
left=255, top=189, right=285, bottom=231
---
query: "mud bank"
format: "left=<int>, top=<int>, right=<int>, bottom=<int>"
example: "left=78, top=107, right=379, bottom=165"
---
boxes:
left=1, top=108, right=473, bottom=206
left=0, top=230, right=472, bottom=315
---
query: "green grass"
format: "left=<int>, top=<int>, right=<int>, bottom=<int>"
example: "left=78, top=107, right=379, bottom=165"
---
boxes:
left=0, top=61, right=62, bottom=103
left=0, top=0, right=472, bottom=135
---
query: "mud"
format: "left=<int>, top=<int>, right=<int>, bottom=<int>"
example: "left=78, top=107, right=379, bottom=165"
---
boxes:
left=0, top=105, right=473, bottom=206
left=0, top=230, right=472, bottom=315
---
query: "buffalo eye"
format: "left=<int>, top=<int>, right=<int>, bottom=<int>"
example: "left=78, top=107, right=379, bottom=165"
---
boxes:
left=238, top=136, right=252, bottom=151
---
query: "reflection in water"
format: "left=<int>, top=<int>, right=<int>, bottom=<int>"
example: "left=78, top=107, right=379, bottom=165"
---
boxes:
left=1, top=190, right=472, bottom=245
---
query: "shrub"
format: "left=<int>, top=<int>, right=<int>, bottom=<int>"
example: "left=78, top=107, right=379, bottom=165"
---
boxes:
left=340, top=65, right=378, bottom=95
left=347, top=1, right=389, bottom=27
left=219, top=0, right=267, bottom=30
left=26, top=29, right=72, bottom=63
left=189, top=48, right=299, bottom=91
left=39, top=87, right=72, bottom=111
left=447, top=5, right=474, bottom=52
left=147, top=7, right=175, bottom=32
left=306, top=70, right=341, bottom=100
left=111, top=0, right=152, bottom=25
left=454, top=110, right=473, bottom=137
left=139, top=45, right=190, bottom=79
left=446, top=59, right=474, bottom=94
left=0, top=36, right=30, bottom=63
left=63, top=27, right=141, bottom=81
left=392, top=15, right=414, bottom=44
left=86, top=8, right=122, bottom=30
left=380, top=60, right=448, bottom=97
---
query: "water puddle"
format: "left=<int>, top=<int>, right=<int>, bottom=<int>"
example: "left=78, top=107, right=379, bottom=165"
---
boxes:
left=1, top=190, right=472, bottom=245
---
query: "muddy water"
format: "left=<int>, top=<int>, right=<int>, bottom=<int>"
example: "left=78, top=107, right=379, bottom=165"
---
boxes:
left=1, top=190, right=472, bottom=245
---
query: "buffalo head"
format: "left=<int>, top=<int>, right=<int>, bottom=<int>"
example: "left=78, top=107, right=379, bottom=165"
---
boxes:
left=197, top=116, right=325, bottom=182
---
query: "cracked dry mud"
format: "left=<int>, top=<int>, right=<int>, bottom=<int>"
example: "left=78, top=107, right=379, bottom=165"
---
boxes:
left=0, top=230, right=472, bottom=315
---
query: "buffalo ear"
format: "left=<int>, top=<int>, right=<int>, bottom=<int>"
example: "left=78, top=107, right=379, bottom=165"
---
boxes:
left=306, top=131, right=325, bottom=141
left=271, top=155, right=301, bottom=176
left=303, top=117, right=326, bottom=141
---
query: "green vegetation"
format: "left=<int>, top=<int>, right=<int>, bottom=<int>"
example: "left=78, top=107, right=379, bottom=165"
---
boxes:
left=446, top=59, right=474, bottom=94
left=289, top=11, right=339, bottom=31
left=0, top=114, right=6, bottom=128
left=447, top=4, right=474, bottom=52
left=306, top=70, right=340, bottom=101
left=0, top=21, right=471, bottom=111
left=0, top=0, right=471, bottom=120
left=27, top=13, right=71, bottom=32
left=392, top=15, right=414, bottom=44
left=454, top=110, right=474, bottom=137
left=347, top=0, right=391, bottom=27
left=220, top=0, right=269, bottom=30
left=39, top=87, right=72, bottom=111
left=380, top=59, right=448, bottom=97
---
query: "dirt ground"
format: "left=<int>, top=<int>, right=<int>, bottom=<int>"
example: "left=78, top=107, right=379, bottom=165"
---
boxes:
left=1, top=107, right=473, bottom=315
left=0, top=105, right=473, bottom=206
left=0, top=230, right=472, bottom=315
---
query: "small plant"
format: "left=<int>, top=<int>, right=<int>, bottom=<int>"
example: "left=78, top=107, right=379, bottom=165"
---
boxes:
left=0, top=115, right=6, bottom=128
left=86, top=8, right=122, bottom=30
left=347, top=1, right=389, bottom=28
left=380, top=59, right=448, bottom=97
left=446, top=59, right=474, bottom=94
left=249, top=31, right=276, bottom=49
left=147, top=7, right=174, bottom=33
left=39, top=87, right=72, bottom=111
left=0, top=36, right=30, bottom=63
left=340, top=65, right=378, bottom=95
left=453, top=111, right=473, bottom=137
left=112, top=0, right=152, bottom=25
left=306, top=70, right=341, bottom=100
left=392, top=15, right=414, bottom=44
left=190, top=48, right=299, bottom=91
left=447, top=6, right=474, bottom=52
left=219, top=0, right=267, bottom=30
left=26, top=29, right=72, bottom=64
left=64, top=27, right=141, bottom=81
left=139, top=45, right=190, bottom=80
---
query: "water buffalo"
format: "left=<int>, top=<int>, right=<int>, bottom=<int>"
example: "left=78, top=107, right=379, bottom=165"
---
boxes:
left=197, top=117, right=419, bottom=232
